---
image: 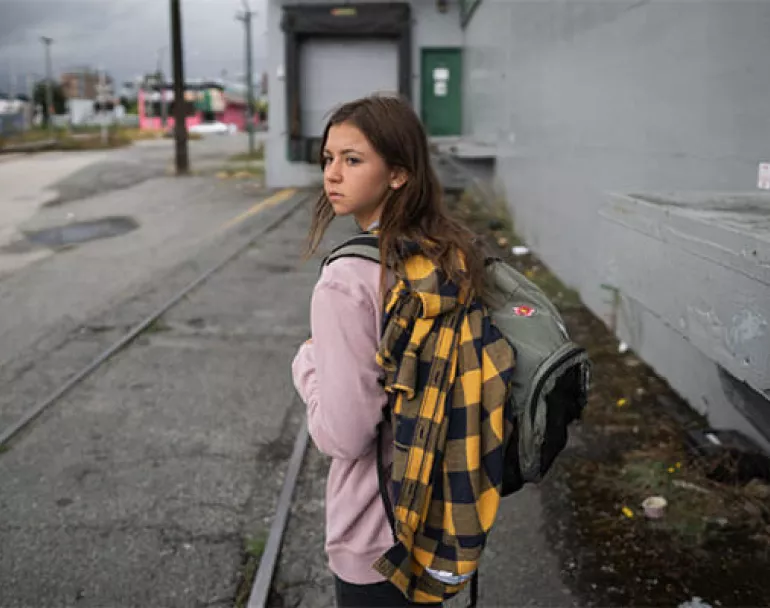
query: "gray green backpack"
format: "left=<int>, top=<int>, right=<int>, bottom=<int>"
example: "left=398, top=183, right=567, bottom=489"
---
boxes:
left=323, top=233, right=591, bottom=496
left=485, top=256, right=591, bottom=495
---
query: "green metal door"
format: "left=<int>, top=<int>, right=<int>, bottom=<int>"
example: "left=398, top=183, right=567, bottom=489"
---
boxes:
left=421, top=48, right=462, bottom=136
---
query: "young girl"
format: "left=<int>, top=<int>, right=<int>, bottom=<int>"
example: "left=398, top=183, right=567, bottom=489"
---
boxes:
left=291, top=95, right=489, bottom=607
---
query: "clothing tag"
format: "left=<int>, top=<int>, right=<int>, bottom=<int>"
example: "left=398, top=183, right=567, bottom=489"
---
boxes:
left=425, top=567, right=475, bottom=585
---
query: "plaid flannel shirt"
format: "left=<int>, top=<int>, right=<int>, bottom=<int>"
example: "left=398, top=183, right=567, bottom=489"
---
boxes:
left=372, top=250, right=516, bottom=604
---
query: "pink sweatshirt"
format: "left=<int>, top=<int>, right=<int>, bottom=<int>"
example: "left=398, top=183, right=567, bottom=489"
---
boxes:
left=291, top=256, right=394, bottom=585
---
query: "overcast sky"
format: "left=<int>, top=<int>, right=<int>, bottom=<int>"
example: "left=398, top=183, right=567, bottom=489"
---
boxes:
left=0, top=0, right=268, bottom=93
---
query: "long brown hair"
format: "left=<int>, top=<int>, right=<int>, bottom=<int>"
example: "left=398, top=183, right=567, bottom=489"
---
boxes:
left=306, top=95, right=486, bottom=299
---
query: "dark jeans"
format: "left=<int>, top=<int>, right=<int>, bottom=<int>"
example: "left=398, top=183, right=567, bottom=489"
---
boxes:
left=334, top=576, right=443, bottom=608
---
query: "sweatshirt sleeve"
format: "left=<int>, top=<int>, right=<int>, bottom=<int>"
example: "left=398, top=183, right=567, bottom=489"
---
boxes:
left=292, top=267, right=387, bottom=461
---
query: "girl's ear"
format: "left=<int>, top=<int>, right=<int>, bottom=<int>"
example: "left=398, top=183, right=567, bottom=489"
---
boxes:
left=389, top=167, right=408, bottom=190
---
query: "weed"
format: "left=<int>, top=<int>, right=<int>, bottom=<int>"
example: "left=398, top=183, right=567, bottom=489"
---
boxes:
left=145, top=318, right=170, bottom=334
left=244, top=534, right=266, bottom=559
left=234, top=533, right=267, bottom=608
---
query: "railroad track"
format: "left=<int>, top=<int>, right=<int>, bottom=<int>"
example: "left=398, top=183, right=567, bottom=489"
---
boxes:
left=0, top=187, right=317, bottom=608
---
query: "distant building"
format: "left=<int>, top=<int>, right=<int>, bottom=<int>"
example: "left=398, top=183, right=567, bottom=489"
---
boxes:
left=138, top=81, right=261, bottom=132
left=120, top=79, right=141, bottom=103
left=0, top=96, right=26, bottom=115
left=0, top=94, right=31, bottom=116
left=0, top=94, right=32, bottom=135
left=60, top=68, right=113, bottom=100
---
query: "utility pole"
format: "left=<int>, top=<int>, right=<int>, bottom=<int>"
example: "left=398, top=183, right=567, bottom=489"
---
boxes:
left=26, top=73, right=34, bottom=129
left=237, top=0, right=256, bottom=155
left=98, top=66, right=108, bottom=145
left=169, top=0, right=189, bottom=174
left=157, top=46, right=168, bottom=128
left=41, top=36, right=54, bottom=133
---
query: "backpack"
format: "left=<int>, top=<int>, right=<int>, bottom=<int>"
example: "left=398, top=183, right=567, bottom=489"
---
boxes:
left=323, top=233, right=591, bottom=603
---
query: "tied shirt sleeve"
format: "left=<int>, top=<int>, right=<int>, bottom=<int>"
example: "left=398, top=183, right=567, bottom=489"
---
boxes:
left=292, top=271, right=387, bottom=461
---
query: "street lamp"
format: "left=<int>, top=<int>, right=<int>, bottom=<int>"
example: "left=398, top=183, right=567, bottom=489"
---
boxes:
left=236, top=0, right=256, bottom=155
left=40, top=36, right=54, bottom=133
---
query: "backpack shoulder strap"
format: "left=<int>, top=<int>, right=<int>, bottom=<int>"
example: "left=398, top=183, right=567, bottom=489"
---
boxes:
left=322, top=233, right=381, bottom=268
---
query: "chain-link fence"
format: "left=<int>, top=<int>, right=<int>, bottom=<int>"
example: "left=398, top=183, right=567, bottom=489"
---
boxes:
left=0, top=112, right=26, bottom=137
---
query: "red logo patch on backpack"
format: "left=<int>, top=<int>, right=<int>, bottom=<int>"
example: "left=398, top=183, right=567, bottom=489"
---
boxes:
left=513, top=305, right=536, bottom=317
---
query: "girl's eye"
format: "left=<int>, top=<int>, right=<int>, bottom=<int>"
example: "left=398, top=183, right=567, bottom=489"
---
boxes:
left=321, top=157, right=332, bottom=168
left=346, top=157, right=361, bottom=166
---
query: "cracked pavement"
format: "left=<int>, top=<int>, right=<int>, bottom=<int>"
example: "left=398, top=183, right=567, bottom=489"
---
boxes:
left=0, top=179, right=353, bottom=606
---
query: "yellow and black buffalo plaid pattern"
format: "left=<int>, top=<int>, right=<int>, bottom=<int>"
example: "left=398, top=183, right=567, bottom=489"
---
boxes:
left=372, top=250, right=516, bottom=604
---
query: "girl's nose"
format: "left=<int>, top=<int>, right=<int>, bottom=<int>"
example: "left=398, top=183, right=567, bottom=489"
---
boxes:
left=326, top=159, right=342, bottom=182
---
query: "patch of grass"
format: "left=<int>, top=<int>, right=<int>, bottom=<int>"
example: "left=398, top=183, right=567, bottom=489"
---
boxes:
left=235, top=558, right=258, bottom=608
left=245, top=534, right=266, bottom=559
left=234, top=533, right=267, bottom=608
left=0, top=127, right=61, bottom=147
left=56, top=131, right=132, bottom=151
left=1, top=126, right=205, bottom=152
left=162, top=130, right=203, bottom=141
left=229, top=145, right=264, bottom=162
left=0, top=444, right=10, bottom=454
left=0, top=127, right=133, bottom=152
left=216, top=165, right=264, bottom=180
left=607, top=447, right=770, bottom=545
left=68, top=125, right=103, bottom=134
left=144, top=318, right=170, bottom=334
left=0, top=135, right=40, bottom=148
left=115, top=126, right=205, bottom=142
left=118, top=127, right=165, bottom=141
left=617, top=458, right=714, bottom=536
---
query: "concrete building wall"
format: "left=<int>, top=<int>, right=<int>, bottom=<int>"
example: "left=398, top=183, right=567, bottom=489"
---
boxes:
left=462, top=0, right=770, bottom=445
left=266, top=0, right=464, bottom=188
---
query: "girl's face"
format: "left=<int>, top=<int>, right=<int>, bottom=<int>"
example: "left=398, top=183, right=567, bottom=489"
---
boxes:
left=322, top=122, right=404, bottom=229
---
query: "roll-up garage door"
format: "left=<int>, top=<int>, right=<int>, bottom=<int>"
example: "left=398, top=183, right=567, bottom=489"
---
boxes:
left=299, top=38, right=399, bottom=138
